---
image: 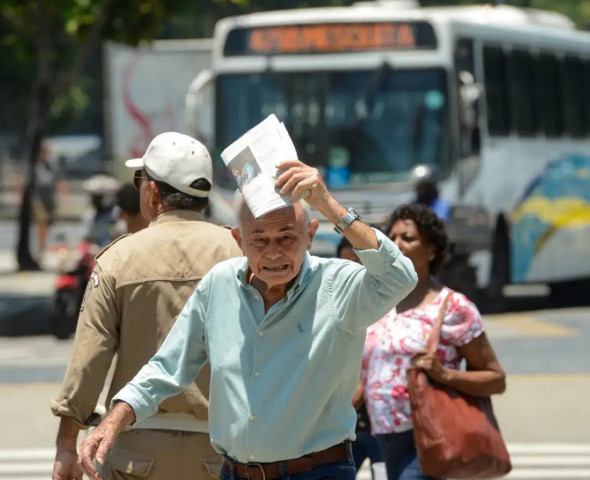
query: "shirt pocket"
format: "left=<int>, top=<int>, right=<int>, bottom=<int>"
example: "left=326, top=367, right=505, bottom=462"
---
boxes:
left=105, top=446, right=155, bottom=477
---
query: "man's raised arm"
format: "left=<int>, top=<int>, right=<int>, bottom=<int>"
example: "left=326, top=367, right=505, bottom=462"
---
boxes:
left=276, top=160, right=418, bottom=331
left=276, top=160, right=379, bottom=251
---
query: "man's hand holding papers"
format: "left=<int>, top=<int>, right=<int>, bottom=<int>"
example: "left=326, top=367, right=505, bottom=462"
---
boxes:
left=221, top=114, right=298, bottom=220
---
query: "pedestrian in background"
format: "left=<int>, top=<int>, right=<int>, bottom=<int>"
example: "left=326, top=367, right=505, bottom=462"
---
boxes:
left=31, top=141, right=69, bottom=259
left=337, top=236, right=385, bottom=479
left=413, top=179, right=450, bottom=223
left=76, top=159, right=418, bottom=480
left=361, top=204, right=506, bottom=480
left=115, top=182, right=148, bottom=234
left=80, top=174, right=119, bottom=247
left=51, top=132, right=243, bottom=480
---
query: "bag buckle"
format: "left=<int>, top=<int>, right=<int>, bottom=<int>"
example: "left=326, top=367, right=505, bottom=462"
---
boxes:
left=246, top=463, right=266, bottom=480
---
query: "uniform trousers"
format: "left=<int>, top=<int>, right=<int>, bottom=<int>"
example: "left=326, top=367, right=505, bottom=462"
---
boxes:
left=98, top=429, right=221, bottom=480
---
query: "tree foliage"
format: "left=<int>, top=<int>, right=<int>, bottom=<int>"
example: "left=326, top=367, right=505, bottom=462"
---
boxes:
left=0, top=0, right=196, bottom=269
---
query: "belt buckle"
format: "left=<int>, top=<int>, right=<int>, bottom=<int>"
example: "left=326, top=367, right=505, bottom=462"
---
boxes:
left=246, top=463, right=266, bottom=480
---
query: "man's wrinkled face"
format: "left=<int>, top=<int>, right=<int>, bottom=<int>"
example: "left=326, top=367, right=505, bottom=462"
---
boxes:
left=232, top=203, right=318, bottom=289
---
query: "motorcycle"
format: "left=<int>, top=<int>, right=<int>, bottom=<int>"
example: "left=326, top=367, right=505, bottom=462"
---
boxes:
left=48, top=239, right=99, bottom=339
left=48, top=174, right=120, bottom=339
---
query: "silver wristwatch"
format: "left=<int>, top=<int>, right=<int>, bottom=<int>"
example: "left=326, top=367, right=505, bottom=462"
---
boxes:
left=334, top=207, right=362, bottom=234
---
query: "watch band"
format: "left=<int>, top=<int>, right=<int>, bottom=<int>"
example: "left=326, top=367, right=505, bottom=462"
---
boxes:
left=334, top=207, right=361, bottom=234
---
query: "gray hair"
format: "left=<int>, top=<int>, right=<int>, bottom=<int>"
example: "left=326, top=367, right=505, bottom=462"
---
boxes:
left=232, top=190, right=310, bottom=228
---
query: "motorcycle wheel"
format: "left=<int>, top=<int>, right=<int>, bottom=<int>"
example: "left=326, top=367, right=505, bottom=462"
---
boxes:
left=50, top=289, right=80, bottom=340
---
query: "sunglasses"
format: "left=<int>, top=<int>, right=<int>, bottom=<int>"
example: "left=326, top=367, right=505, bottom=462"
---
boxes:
left=133, top=169, right=144, bottom=190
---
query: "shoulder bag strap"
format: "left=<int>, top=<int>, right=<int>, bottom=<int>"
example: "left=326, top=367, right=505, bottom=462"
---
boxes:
left=425, top=292, right=451, bottom=355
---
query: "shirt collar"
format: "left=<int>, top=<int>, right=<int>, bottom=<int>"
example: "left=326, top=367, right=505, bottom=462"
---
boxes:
left=236, top=252, right=312, bottom=299
left=149, top=210, right=205, bottom=227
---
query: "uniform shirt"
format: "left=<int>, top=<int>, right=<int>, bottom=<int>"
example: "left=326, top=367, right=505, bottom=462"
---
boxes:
left=361, top=288, right=485, bottom=434
left=113, top=229, right=418, bottom=463
left=51, top=210, right=243, bottom=427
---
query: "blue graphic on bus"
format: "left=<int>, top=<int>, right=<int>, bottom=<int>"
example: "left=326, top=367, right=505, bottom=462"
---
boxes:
left=511, top=154, right=590, bottom=283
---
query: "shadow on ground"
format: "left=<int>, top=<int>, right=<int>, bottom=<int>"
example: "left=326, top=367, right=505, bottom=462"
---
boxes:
left=0, top=294, right=51, bottom=336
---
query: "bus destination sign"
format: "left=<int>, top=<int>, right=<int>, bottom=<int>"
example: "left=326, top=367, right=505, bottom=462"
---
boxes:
left=223, top=22, right=437, bottom=56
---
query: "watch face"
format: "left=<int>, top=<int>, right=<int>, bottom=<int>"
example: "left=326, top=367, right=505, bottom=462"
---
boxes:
left=347, top=209, right=358, bottom=221
left=335, top=208, right=360, bottom=234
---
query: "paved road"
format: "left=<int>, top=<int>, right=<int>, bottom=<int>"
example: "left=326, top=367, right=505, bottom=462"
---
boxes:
left=0, top=220, right=87, bottom=336
left=1, top=307, right=589, bottom=478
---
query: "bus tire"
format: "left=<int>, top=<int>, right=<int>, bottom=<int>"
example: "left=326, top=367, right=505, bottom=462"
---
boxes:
left=550, top=279, right=590, bottom=308
left=486, top=215, right=510, bottom=310
left=439, top=250, right=480, bottom=305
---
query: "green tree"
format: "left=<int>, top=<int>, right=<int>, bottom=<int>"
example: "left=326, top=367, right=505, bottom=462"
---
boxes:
left=0, top=0, right=359, bottom=271
left=0, top=0, right=193, bottom=270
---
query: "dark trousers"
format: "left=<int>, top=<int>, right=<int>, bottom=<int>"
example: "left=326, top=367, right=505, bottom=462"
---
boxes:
left=375, top=431, right=439, bottom=480
left=351, top=431, right=383, bottom=472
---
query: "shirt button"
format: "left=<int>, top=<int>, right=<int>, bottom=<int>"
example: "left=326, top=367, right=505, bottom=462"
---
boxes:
left=249, top=454, right=256, bottom=461
left=254, top=371, right=260, bottom=378
left=257, top=331, right=264, bottom=337
left=249, top=415, right=256, bottom=421
left=254, top=293, right=261, bottom=300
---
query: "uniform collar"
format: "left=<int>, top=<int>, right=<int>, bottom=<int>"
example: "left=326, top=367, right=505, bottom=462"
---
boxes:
left=149, top=210, right=205, bottom=227
left=237, top=252, right=312, bottom=299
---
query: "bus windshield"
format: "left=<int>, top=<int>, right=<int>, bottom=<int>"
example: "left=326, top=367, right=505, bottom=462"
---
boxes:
left=215, top=68, right=449, bottom=189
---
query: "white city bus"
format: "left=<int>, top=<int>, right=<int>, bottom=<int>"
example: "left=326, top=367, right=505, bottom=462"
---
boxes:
left=187, top=0, right=590, bottom=301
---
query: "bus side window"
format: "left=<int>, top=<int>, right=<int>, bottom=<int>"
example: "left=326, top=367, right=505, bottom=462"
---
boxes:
left=454, top=38, right=480, bottom=155
left=483, top=45, right=511, bottom=136
left=508, top=49, right=538, bottom=136
left=536, top=53, right=563, bottom=137
left=455, top=38, right=475, bottom=74
left=563, top=56, right=588, bottom=138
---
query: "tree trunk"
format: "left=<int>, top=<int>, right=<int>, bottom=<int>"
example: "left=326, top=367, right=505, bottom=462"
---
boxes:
left=16, top=125, right=47, bottom=271
left=15, top=0, right=110, bottom=270
left=16, top=19, right=54, bottom=271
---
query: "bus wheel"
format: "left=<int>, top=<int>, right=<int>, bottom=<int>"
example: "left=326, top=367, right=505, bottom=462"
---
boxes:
left=439, top=251, right=480, bottom=305
left=486, top=215, right=510, bottom=311
left=550, top=279, right=590, bottom=308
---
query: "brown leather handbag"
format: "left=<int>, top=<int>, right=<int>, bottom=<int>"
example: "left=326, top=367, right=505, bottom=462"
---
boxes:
left=406, top=294, right=512, bottom=479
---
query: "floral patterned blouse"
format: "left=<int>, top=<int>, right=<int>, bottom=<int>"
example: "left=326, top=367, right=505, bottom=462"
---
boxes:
left=361, top=287, right=485, bottom=435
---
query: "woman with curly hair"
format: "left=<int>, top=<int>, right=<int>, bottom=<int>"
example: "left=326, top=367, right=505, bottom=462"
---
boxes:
left=361, top=204, right=506, bottom=480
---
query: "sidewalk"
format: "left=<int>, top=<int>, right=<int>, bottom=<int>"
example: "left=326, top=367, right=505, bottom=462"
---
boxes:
left=0, top=187, right=89, bottom=221
left=0, top=249, right=56, bottom=336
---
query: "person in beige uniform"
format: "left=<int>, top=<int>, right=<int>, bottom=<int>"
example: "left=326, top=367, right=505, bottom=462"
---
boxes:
left=51, top=132, right=242, bottom=480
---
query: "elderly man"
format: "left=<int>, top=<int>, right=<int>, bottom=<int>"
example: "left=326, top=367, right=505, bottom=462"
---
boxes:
left=78, top=160, right=418, bottom=480
left=51, top=132, right=242, bottom=480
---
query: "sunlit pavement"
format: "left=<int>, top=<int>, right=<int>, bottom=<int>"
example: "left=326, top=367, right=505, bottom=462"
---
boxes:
left=1, top=306, right=590, bottom=479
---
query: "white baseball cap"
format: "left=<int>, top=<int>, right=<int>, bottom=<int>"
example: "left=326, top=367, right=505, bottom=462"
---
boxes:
left=125, top=132, right=213, bottom=198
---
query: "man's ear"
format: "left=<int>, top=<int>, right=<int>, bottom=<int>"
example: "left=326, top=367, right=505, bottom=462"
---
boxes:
left=231, top=227, right=243, bottom=251
left=307, top=219, right=319, bottom=250
left=148, top=180, right=160, bottom=208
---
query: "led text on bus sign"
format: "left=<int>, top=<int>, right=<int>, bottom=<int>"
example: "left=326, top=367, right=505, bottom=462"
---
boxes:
left=248, top=23, right=416, bottom=54
left=223, top=22, right=436, bottom=56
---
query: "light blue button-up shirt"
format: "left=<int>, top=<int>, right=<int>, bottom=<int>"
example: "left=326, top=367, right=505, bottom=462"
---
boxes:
left=113, top=229, right=417, bottom=463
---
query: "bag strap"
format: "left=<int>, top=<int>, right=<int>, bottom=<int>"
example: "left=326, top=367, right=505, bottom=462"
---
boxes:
left=425, top=292, right=451, bottom=354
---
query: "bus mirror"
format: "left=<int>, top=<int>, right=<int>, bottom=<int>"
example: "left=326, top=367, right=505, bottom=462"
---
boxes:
left=458, top=70, right=481, bottom=131
left=185, top=69, right=215, bottom=148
